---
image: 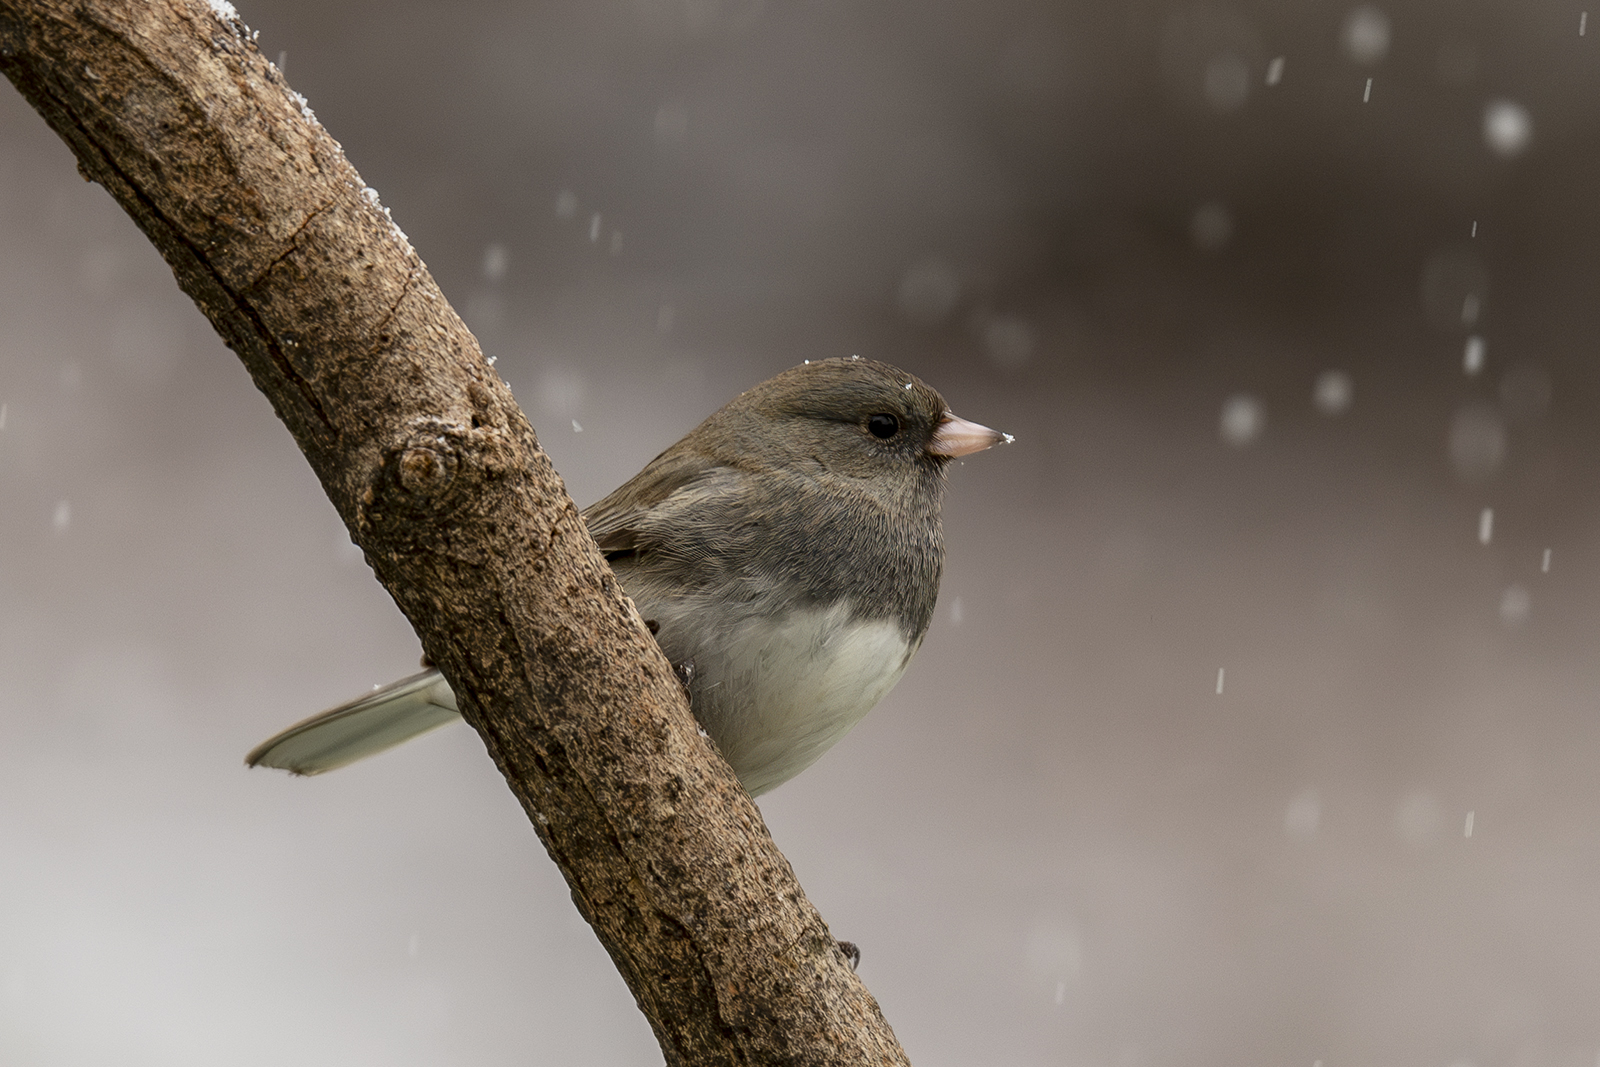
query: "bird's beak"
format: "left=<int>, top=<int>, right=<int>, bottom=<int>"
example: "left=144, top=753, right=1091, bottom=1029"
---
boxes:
left=927, top=412, right=1013, bottom=457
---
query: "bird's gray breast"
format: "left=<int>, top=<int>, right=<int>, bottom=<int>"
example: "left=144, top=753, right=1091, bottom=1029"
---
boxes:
left=596, top=463, right=942, bottom=795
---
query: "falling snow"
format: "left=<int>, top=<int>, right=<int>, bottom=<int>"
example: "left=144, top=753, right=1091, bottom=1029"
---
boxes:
left=1313, top=371, right=1353, bottom=415
left=1284, top=789, right=1321, bottom=839
left=1449, top=405, right=1506, bottom=480
left=482, top=244, right=509, bottom=281
left=1219, top=395, right=1263, bottom=446
left=7, top=5, right=1600, bottom=1062
left=1203, top=53, right=1251, bottom=111
left=1342, top=7, right=1391, bottom=64
left=1484, top=100, right=1533, bottom=157
left=1499, top=584, right=1531, bottom=626
left=1422, top=248, right=1489, bottom=331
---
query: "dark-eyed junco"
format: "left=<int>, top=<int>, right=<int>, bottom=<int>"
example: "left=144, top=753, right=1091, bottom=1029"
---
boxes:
left=247, top=356, right=1009, bottom=796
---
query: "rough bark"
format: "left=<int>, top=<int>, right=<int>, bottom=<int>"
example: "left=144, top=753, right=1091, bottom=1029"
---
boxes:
left=0, top=2, right=910, bottom=1063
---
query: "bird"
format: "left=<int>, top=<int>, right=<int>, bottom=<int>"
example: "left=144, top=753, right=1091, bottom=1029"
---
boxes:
left=246, top=356, right=1009, bottom=797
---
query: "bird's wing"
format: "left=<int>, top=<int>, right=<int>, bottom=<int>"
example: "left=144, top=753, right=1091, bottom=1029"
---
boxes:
left=582, top=446, right=733, bottom=556
left=245, top=669, right=460, bottom=775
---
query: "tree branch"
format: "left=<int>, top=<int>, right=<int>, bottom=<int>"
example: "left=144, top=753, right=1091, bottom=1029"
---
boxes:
left=0, top=2, right=909, bottom=1062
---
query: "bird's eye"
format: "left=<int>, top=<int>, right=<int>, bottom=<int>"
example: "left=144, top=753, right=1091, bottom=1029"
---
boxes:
left=867, top=413, right=900, bottom=439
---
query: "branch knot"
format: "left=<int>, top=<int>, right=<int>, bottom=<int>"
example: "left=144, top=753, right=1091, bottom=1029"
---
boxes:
left=398, top=442, right=451, bottom=493
left=357, top=416, right=511, bottom=549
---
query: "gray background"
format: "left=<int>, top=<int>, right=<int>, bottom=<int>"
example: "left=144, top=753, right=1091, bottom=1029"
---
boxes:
left=3, top=0, right=1600, bottom=1064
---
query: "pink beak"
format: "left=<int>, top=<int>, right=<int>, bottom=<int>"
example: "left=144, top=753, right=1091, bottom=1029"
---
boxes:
left=927, top=412, right=1012, bottom=458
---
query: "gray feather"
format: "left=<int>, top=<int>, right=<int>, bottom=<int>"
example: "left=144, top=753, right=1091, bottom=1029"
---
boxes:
left=245, top=670, right=460, bottom=775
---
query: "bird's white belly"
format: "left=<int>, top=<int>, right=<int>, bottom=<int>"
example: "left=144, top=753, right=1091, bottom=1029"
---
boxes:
left=682, top=601, right=914, bottom=796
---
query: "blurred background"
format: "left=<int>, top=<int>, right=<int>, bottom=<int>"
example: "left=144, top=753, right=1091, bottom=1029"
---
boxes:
left=3, top=0, right=1600, bottom=1063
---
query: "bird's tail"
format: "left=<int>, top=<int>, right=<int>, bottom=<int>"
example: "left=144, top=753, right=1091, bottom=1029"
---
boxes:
left=245, top=669, right=461, bottom=775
